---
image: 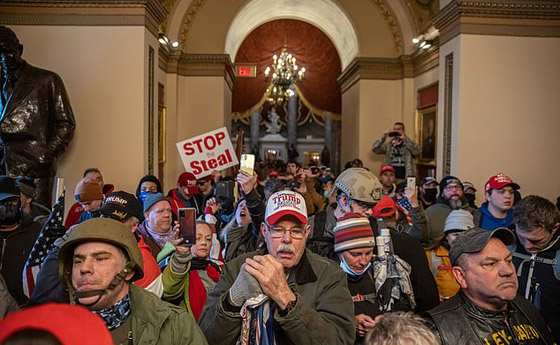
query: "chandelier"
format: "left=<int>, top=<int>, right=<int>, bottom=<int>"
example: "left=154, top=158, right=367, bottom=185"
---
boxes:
left=264, top=48, right=306, bottom=103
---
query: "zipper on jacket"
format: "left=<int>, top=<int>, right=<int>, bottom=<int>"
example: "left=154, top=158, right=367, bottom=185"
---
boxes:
left=524, top=254, right=536, bottom=301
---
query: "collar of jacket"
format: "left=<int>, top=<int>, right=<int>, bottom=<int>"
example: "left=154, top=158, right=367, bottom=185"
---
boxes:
left=459, top=290, right=510, bottom=320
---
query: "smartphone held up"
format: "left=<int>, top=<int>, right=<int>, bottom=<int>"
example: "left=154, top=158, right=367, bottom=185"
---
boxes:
left=178, top=208, right=196, bottom=245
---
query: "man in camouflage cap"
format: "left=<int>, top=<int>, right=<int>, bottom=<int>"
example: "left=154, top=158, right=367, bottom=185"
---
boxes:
left=306, top=168, right=440, bottom=313
left=306, top=168, right=384, bottom=258
left=57, top=217, right=207, bottom=345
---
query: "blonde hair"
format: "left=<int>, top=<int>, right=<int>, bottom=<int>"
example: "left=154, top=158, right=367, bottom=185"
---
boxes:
left=364, top=312, right=440, bottom=345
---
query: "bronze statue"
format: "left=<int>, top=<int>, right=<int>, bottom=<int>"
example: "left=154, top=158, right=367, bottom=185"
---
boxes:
left=0, top=26, right=76, bottom=207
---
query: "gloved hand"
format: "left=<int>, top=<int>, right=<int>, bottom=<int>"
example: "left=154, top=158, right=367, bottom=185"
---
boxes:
left=228, top=263, right=264, bottom=307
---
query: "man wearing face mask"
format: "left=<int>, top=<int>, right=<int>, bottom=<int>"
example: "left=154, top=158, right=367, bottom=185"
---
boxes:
left=463, top=181, right=478, bottom=209
left=334, top=213, right=417, bottom=345
left=419, top=177, right=439, bottom=210
left=0, top=176, right=42, bottom=305
left=411, top=176, right=475, bottom=249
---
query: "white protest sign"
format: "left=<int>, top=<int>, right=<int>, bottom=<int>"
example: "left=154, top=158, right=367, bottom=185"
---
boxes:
left=176, top=127, right=239, bottom=178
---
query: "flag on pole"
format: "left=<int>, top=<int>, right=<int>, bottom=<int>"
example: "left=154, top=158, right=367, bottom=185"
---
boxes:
left=22, top=190, right=66, bottom=298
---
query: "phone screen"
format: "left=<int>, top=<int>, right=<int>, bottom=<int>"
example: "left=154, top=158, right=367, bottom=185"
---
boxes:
left=178, top=208, right=196, bottom=245
left=215, top=180, right=234, bottom=199
left=240, top=154, right=255, bottom=175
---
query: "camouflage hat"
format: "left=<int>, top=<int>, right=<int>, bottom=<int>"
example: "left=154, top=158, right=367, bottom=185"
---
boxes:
left=331, top=168, right=383, bottom=204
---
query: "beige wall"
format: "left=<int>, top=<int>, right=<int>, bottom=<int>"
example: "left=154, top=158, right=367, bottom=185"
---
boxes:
left=163, top=75, right=232, bottom=189
left=10, top=25, right=158, bottom=211
left=438, top=34, right=560, bottom=202
left=341, top=78, right=419, bottom=175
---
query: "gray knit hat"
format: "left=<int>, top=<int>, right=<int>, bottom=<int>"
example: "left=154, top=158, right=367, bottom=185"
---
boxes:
left=444, top=209, right=474, bottom=233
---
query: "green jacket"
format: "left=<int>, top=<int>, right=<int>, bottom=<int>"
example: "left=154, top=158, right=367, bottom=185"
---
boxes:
left=128, top=284, right=208, bottom=345
left=199, top=248, right=356, bottom=345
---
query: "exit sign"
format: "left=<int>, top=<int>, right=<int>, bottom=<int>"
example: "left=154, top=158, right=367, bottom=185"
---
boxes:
left=235, top=64, right=257, bottom=78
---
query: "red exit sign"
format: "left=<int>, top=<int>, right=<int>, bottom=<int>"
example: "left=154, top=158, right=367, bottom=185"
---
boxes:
left=235, top=64, right=256, bottom=78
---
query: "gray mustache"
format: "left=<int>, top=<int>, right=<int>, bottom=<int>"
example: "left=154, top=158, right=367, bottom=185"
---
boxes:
left=277, top=243, right=296, bottom=254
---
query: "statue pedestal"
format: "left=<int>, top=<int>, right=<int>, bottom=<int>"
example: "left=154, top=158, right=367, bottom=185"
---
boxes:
left=259, top=134, right=288, bottom=161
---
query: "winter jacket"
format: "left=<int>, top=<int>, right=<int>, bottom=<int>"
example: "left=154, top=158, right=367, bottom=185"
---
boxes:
left=425, top=245, right=459, bottom=299
left=427, top=290, right=556, bottom=345
left=167, top=188, right=203, bottom=218
left=410, top=198, right=474, bottom=249
left=475, top=202, right=514, bottom=230
left=372, top=136, right=421, bottom=178
left=199, top=248, right=356, bottom=345
left=514, top=233, right=560, bottom=342
left=307, top=207, right=440, bottom=313
left=0, top=215, right=42, bottom=305
left=162, top=255, right=222, bottom=321
left=126, top=284, right=208, bottom=345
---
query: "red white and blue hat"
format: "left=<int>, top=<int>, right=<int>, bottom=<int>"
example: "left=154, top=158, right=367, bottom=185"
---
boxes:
left=265, top=191, right=307, bottom=225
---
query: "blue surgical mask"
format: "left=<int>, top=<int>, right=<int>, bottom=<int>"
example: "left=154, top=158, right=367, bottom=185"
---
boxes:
left=339, top=254, right=370, bottom=277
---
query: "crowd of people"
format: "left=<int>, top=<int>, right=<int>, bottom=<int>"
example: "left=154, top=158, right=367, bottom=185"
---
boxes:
left=0, top=146, right=559, bottom=345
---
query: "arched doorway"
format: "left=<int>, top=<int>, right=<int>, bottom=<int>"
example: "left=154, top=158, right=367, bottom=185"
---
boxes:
left=231, top=19, right=342, bottom=170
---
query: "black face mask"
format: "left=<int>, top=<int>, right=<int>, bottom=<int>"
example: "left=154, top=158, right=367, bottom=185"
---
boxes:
left=0, top=198, right=22, bottom=227
left=423, top=188, right=438, bottom=202
left=465, top=193, right=476, bottom=205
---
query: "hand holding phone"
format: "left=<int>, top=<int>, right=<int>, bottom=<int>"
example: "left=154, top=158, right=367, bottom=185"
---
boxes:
left=407, top=177, right=416, bottom=191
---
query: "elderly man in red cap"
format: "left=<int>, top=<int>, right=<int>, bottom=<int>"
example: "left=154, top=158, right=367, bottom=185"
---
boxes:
left=167, top=172, right=204, bottom=217
left=199, top=190, right=356, bottom=345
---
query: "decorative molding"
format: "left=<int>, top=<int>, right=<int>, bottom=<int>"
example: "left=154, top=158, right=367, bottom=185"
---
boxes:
left=160, top=52, right=237, bottom=90
left=443, top=53, right=453, bottom=177
left=178, top=0, right=209, bottom=51
left=338, top=46, right=439, bottom=92
left=0, top=0, right=168, bottom=36
left=433, top=0, right=560, bottom=44
left=405, top=0, right=440, bottom=33
left=369, top=0, right=404, bottom=55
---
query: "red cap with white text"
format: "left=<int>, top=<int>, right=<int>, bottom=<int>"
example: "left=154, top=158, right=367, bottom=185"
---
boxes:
left=265, top=191, right=308, bottom=225
left=484, top=173, right=520, bottom=193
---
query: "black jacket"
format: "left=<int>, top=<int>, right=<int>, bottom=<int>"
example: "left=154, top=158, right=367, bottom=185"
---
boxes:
left=427, top=290, right=556, bottom=345
left=0, top=215, right=42, bottom=305
left=514, top=233, right=560, bottom=342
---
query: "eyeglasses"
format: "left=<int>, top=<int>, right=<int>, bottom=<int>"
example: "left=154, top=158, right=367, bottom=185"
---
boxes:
left=266, top=223, right=307, bottom=239
left=350, top=199, right=375, bottom=210
left=444, top=185, right=463, bottom=191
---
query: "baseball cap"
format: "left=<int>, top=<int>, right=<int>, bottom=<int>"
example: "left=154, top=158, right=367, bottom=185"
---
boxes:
left=143, top=192, right=171, bottom=214
left=421, top=176, right=439, bottom=186
left=371, top=195, right=396, bottom=218
left=0, top=176, right=19, bottom=201
left=331, top=168, right=383, bottom=204
left=449, top=227, right=516, bottom=266
left=265, top=190, right=307, bottom=225
left=177, top=172, right=199, bottom=195
left=463, top=181, right=477, bottom=192
left=100, top=191, right=143, bottom=221
left=485, top=173, right=520, bottom=193
left=380, top=165, right=395, bottom=175
left=74, top=179, right=103, bottom=202
left=15, top=177, right=36, bottom=199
